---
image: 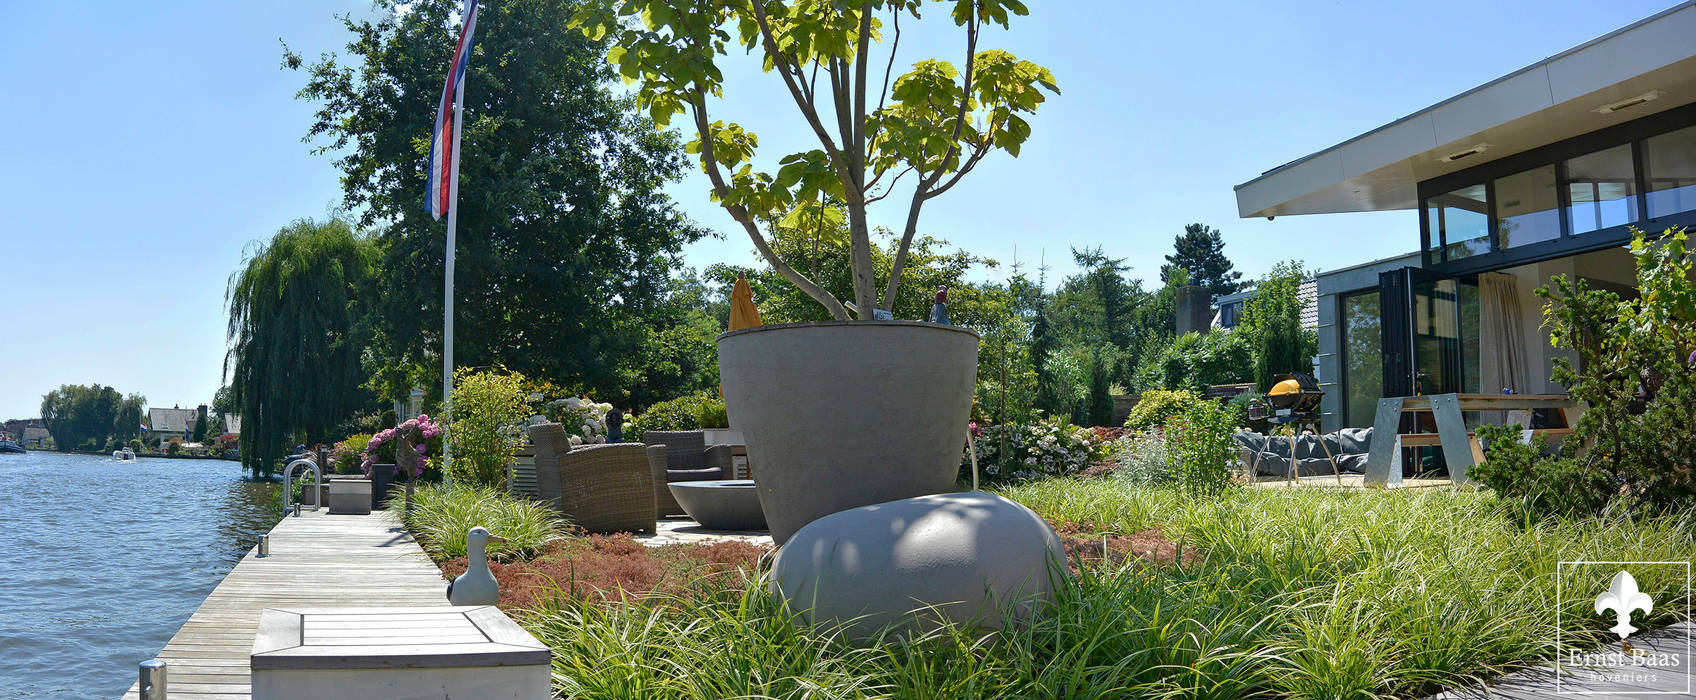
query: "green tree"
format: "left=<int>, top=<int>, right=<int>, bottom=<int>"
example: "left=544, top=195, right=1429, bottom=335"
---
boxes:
left=112, top=393, right=146, bottom=445
left=709, top=203, right=998, bottom=325
left=226, top=218, right=379, bottom=478
left=1239, top=260, right=1317, bottom=391
left=40, top=384, right=131, bottom=451
left=573, top=0, right=1058, bottom=319
left=1160, top=223, right=1243, bottom=299
left=287, top=0, right=705, bottom=404
left=1082, top=348, right=1114, bottom=427
left=448, top=367, right=531, bottom=488
left=191, top=405, right=209, bottom=444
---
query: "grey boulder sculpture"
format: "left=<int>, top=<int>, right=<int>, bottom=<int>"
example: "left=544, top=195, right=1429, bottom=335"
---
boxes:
left=771, top=491, right=1067, bottom=638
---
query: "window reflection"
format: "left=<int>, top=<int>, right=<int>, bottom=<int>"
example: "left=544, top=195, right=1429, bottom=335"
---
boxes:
left=1494, top=166, right=1561, bottom=248
left=1565, top=144, right=1638, bottom=234
left=1341, top=292, right=1381, bottom=428
left=1426, top=184, right=1490, bottom=262
left=1646, top=125, right=1696, bottom=218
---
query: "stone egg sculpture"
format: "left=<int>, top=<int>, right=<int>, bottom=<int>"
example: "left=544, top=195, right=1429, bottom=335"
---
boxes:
left=770, top=491, right=1067, bottom=638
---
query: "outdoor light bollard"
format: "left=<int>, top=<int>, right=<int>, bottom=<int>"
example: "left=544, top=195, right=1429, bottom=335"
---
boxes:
left=257, top=534, right=269, bottom=558
left=294, top=502, right=302, bottom=517
left=139, top=659, right=166, bottom=700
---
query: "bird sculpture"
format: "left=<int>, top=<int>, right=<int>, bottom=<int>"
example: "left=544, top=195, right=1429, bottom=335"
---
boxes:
left=446, top=526, right=506, bottom=606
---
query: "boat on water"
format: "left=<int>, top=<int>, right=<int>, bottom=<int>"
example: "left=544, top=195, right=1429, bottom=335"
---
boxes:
left=113, top=447, right=137, bottom=461
left=0, top=432, right=24, bottom=454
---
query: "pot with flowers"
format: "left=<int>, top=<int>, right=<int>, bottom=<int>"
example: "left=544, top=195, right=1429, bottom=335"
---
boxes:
left=577, top=1, right=1058, bottom=543
left=363, top=414, right=442, bottom=511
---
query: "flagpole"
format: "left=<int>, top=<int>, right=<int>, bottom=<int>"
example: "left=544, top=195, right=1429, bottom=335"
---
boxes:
left=442, top=73, right=465, bottom=483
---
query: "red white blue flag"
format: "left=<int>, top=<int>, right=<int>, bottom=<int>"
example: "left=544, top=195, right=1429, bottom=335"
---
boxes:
left=426, top=0, right=480, bottom=220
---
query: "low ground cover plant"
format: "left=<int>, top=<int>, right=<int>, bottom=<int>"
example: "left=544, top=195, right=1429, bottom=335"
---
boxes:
left=441, top=535, right=767, bottom=611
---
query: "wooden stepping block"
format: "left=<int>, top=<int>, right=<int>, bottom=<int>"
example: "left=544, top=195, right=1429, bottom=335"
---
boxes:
left=250, top=606, right=549, bottom=699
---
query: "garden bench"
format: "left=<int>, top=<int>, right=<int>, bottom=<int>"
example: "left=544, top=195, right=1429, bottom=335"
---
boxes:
left=1363, top=393, right=1577, bottom=488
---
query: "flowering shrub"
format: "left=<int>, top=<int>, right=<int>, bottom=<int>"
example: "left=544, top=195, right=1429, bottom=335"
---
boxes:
left=329, top=433, right=372, bottom=475
left=963, top=415, right=1107, bottom=484
left=532, top=396, right=618, bottom=447
left=363, top=415, right=442, bottom=479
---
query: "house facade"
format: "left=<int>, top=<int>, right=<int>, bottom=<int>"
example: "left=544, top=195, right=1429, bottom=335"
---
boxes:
left=1236, top=2, right=1696, bottom=432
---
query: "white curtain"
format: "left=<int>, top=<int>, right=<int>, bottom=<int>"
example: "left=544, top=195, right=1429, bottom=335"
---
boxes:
left=1479, top=273, right=1530, bottom=420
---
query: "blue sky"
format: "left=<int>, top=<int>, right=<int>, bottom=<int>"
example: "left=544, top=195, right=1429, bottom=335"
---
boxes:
left=0, top=0, right=1677, bottom=420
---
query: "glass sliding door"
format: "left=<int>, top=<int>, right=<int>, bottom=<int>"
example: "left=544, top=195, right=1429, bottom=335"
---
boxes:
left=1412, top=278, right=1480, bottom=396
left=1340, top=291, right=1382, bottom=428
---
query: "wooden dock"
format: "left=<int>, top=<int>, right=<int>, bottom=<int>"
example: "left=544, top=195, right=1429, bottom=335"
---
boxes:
left=122, top=509, right=447, bottom=699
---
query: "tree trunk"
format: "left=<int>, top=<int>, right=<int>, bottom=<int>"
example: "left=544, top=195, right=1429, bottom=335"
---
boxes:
left=847, top=204, right=877, bottom=319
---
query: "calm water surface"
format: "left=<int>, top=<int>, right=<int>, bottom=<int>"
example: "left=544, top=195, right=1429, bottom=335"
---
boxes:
left=0, top=451, right=277, bottom=699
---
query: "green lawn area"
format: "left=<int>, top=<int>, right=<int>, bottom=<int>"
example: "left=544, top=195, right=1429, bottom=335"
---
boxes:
left=413, top=480, right=1694, bottom=699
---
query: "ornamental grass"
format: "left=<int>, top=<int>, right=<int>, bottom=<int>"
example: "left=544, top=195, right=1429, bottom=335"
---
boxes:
left=512, top=483, right=1692, bottom=699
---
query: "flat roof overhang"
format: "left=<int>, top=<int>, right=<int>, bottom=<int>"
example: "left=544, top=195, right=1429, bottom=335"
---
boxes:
left=1235, top=2, right=1696, bottom=219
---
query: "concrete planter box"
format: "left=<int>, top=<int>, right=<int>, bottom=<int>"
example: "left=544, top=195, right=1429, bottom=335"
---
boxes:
left=327, top=479, right=372, bottom=515
left=717, top=321, right=978, bottom=543
left=700, top=428, right=743, bottom=445
left=251, top=606, right=549, bottom=699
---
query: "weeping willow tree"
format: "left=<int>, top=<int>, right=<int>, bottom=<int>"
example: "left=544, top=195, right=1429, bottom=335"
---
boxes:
left=226, top=218, right=378, bottom=478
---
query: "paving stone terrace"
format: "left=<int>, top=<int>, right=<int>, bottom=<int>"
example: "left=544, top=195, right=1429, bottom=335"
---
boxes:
left=635, top=515, right=774, bottom=548
left=121, top=509, right=446, bottom=699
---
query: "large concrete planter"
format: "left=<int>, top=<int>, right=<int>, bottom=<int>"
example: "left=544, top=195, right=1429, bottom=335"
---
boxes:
left=718, top=321, right=979, bottom=543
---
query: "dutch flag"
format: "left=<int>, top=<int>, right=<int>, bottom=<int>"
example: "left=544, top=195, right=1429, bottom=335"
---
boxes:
left=426, top=0, right=480, bottom=220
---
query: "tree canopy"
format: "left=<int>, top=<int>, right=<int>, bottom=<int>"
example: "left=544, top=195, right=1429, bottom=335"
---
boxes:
left=572, top=0, right=1058, bottom=319
left=226, top=218, right=378, bottom=477
left=287, top=0, right=705, bottom=405
left=1161, top=223, right=1243, bottom=300
left=39, top=384, right=143, bottom=451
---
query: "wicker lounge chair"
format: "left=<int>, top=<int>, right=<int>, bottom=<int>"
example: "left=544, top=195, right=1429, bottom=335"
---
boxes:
left=643, top=430, right=734, bottom=516
left=528, top=423, right=656, bottom=534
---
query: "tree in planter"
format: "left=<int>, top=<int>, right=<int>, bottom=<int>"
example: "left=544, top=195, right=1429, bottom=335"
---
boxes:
left=572, top=0, right=1058, bottom=318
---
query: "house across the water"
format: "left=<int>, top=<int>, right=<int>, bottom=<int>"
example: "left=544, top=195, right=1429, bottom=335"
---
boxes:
left=1236, top=2, right=1696, bottom=432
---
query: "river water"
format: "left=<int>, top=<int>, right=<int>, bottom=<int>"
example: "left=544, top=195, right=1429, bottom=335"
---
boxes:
left=0, top=451, right=278, bottom=699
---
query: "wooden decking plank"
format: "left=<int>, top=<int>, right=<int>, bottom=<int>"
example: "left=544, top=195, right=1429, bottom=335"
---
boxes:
left=120, top=509, right=445, bottom=698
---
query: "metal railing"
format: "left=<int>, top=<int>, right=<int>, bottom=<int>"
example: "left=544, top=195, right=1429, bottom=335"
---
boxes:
left=282, top=458, right=323, bottom=515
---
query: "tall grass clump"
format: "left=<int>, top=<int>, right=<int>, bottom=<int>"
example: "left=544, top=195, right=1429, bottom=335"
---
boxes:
left=401, top=482, right=560, bottom=561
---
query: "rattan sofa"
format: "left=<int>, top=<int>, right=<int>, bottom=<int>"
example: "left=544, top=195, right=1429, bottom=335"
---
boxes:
left=643, top=430, right=734, bottom=516
left=528, top=423, right=656, bottom=534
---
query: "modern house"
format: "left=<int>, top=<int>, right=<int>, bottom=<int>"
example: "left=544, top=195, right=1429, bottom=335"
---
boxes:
left=1235, top=2, right=1696, bottom=432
